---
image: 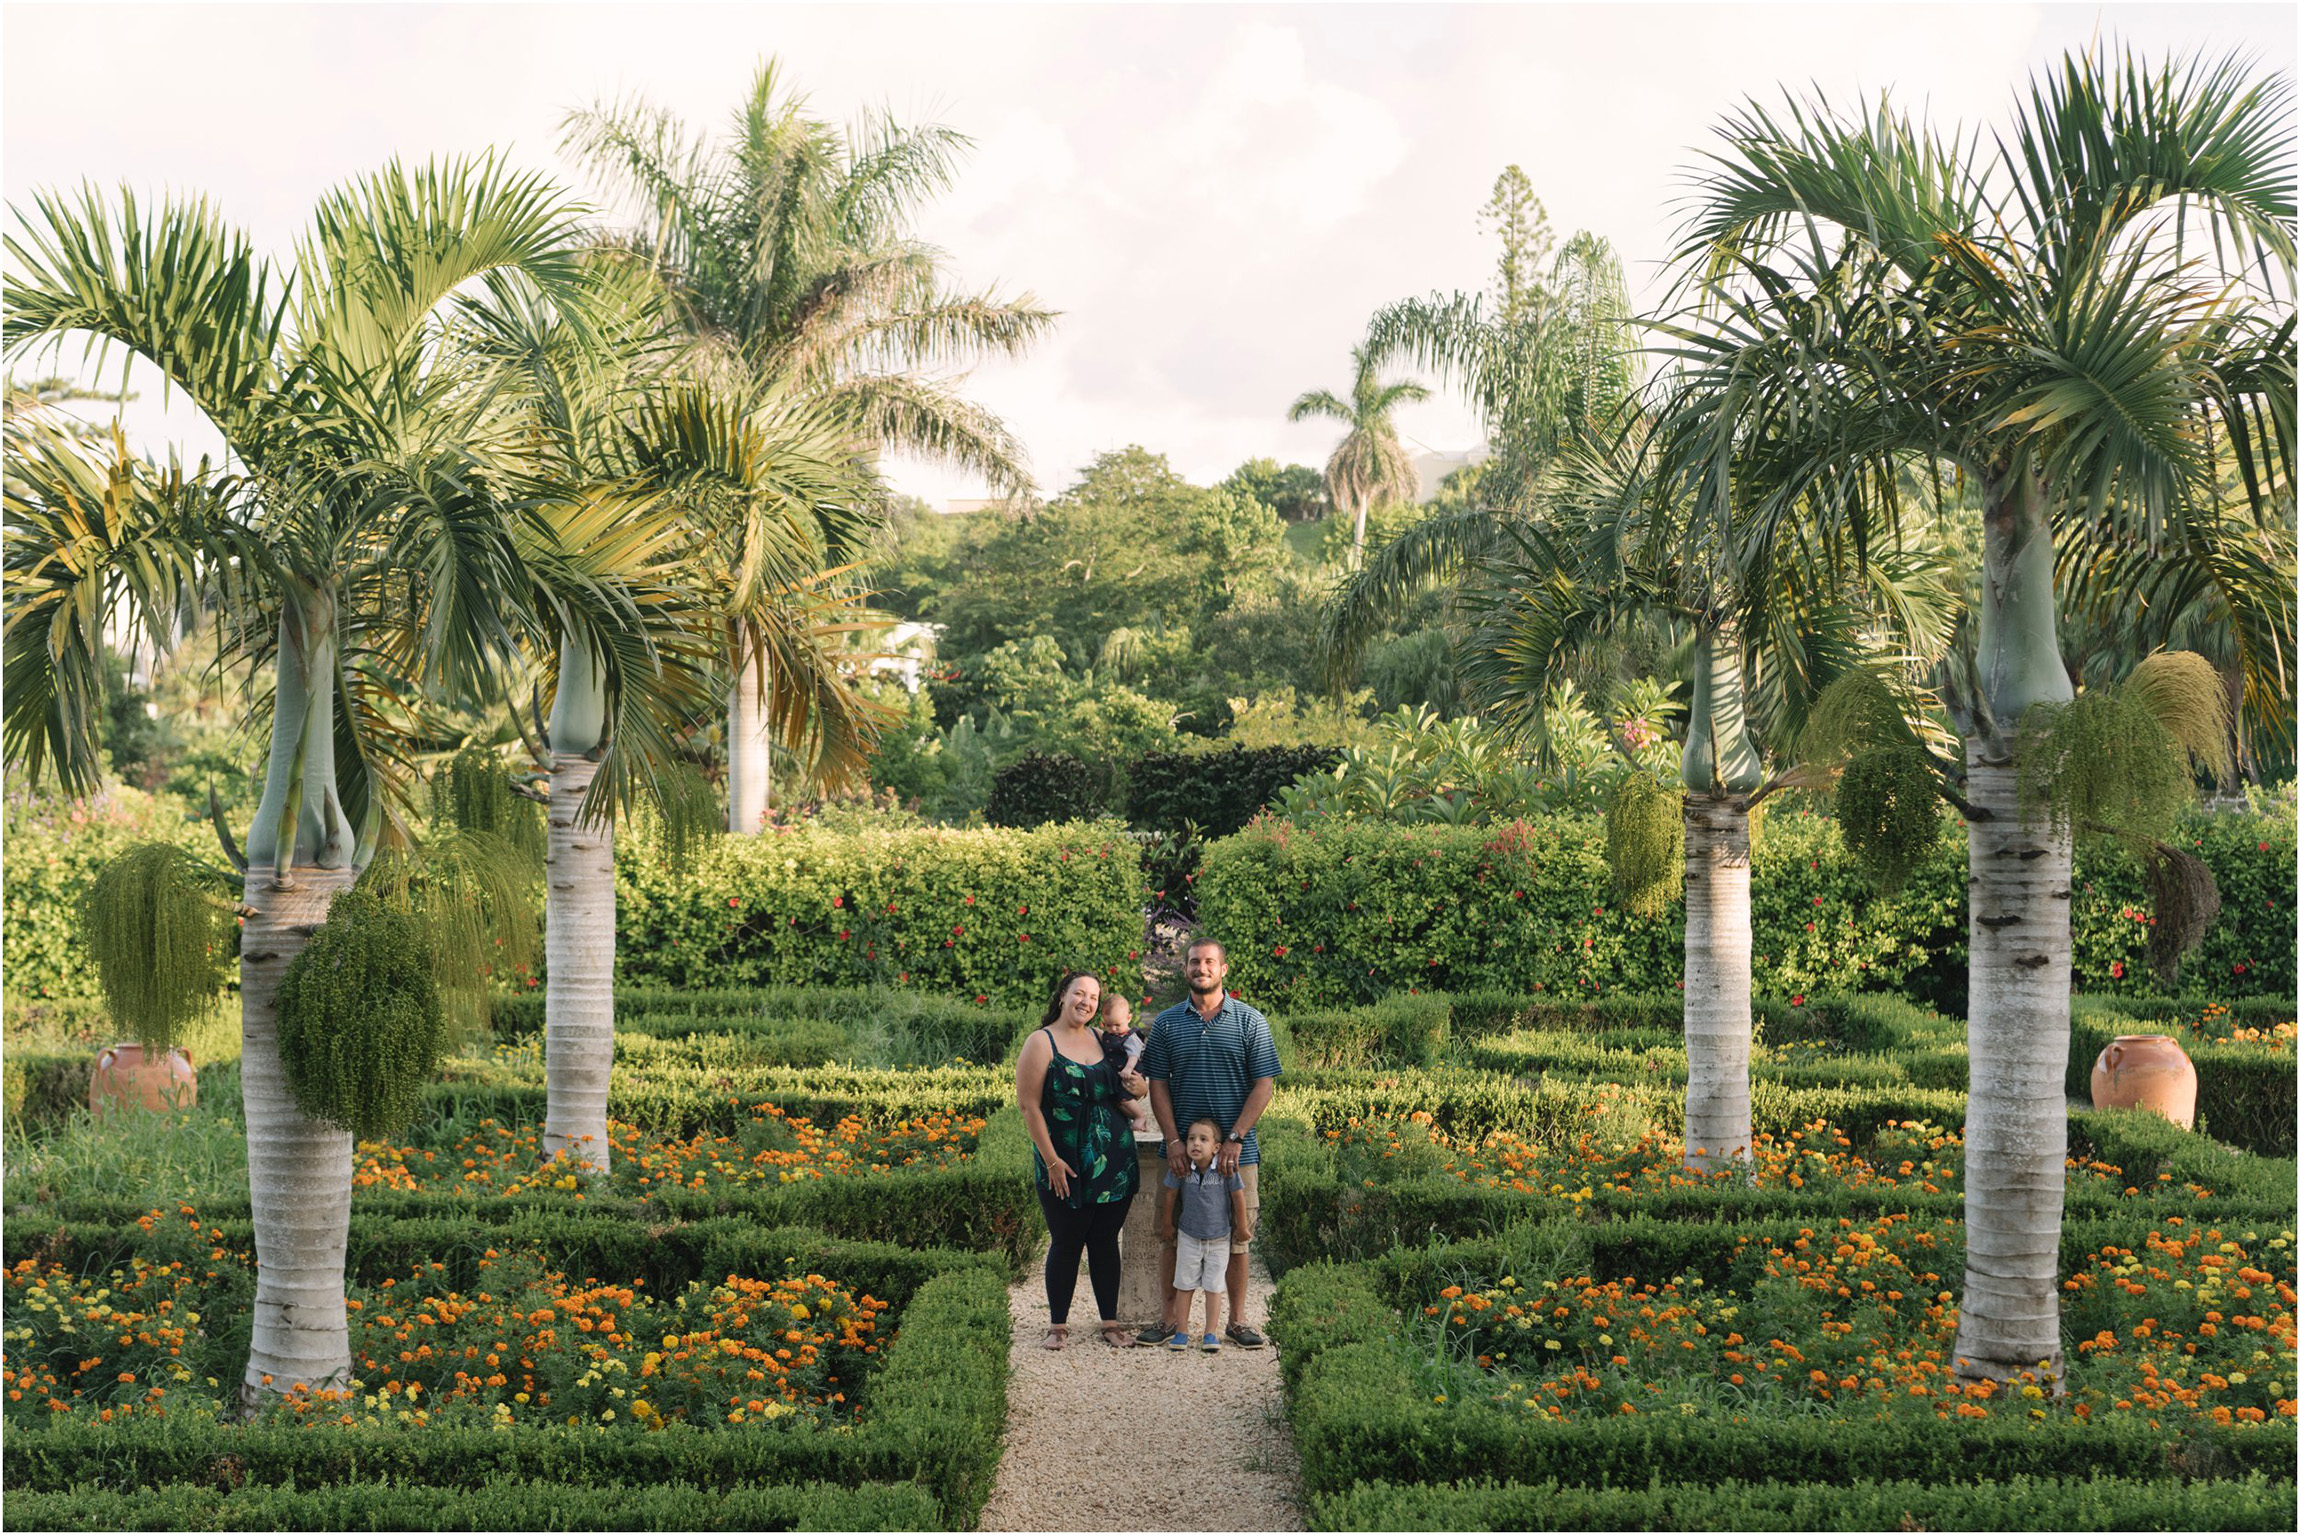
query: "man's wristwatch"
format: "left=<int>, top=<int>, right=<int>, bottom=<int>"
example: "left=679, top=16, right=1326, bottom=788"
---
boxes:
left=1225, top=1131, right=1246, bottom=1144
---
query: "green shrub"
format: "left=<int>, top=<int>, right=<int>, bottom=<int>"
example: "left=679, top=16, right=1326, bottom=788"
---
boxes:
left=492, top=985, right=1035, bottom=1067
left=0, top=1478, right=945, bottom=1533
left=1196, top=807, right=2295, bottom=1010
left=986, top=750, right=1109, bottom=827
left=1310, top=1474, right=2296, bottom=1532
left=1285, top=994, right=1448, bottom=1070
left=1126, top=743, right=1344, bottom=837
left=615, top=821, right=1142, bottom=1006
left=276, top=886, right=447, bottom=1141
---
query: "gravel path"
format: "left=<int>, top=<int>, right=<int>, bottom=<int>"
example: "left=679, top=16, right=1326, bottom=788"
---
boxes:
left=977, top=1252, right=1305, bottom=1532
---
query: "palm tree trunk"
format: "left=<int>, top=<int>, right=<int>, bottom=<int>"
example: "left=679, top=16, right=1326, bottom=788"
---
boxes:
left=727, top=618, right=773, bottom=833
left=1679, top=627, right=1762, bottom=1173
left=1953, top=466, right=2074, bottom=1385
left=543, top=631, right=615, bottom=1173
left=239, top=590, right=360, bottom=1402
left=1682, top=794, right=1753, bottom=1171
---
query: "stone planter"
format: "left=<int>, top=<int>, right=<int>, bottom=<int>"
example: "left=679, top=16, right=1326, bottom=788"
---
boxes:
left=2088, top=1034, right=2197, bottom=1130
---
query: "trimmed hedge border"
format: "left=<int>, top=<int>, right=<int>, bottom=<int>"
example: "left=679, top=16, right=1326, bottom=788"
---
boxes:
left=15, top=1111, right=1046, bottom=1273
left=1309, top=1473, right=2297, bottom=1532
left=0, top=1478, right=945, bottom=1533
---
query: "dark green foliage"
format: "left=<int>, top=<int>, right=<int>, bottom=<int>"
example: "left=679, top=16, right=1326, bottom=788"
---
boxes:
left=1833, top=746, right=1942, bottom=893
left=76, top=842, right=237, bottom=1050
left=0, top=1478, right=945, bottom=1533
left=275, top=886, right=445, bottom=1140
left=431, top=747, right=543, bottom=863
left=357, top=832, right=539, bottom=1032
left=1310, top=1474, right=2295, bottom=1532
left=984, top=748, right=1108, bottom=827
left=1603, top=773, right=1682, bottom=917
left=1126, top=743, right=1345, bottom=837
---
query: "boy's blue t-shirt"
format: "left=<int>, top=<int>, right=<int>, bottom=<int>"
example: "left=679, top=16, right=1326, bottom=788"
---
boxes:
left=1161, top=1160, right=1244, bottom=1241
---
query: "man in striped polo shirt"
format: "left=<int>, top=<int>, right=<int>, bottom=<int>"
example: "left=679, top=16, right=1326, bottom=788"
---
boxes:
left=1139, top=937, right=1280, bottom=1348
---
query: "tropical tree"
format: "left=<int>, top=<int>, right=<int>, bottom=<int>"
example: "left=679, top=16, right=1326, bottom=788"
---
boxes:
left=458, top=262, right=884, bottom=1171
left=1468, top=420, right=1955, bottom=1172
left=1, top=159, right=632, bottom=1397
left=1650, top=47, right=2294, bottom=1383
left=561, top=58, right=1055, bottom=829
left=1288, top=343, right=1430, bottom=568
left=1322, top=231, right=1637, bottom=675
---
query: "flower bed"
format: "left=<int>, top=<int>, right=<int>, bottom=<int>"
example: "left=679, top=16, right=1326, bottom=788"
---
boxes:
left=2, top=1221, right=1014, bottom=1528
left=1270, top=1211, right=2299, bottom=1528
left=353, top=1101, right=986, bottom=1197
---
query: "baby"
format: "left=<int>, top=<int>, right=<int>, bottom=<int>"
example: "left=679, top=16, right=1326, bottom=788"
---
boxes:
left=1157, top=1117, right=1247, bottom=1352
left=1099, top=994, right=1156, bottom=1134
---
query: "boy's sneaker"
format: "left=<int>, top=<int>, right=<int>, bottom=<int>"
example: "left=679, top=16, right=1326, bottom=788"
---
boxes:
left=1199, top=1332, right=1221, bottom=1353
left=1166, top=1331, right=1190, bottom=1351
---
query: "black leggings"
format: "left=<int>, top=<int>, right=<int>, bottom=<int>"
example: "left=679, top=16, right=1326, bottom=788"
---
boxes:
left=1038, top=1185, right=1135, bottom=1325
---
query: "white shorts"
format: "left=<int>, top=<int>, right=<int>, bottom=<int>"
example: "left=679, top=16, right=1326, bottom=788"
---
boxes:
left=1172, top=1229, right=1230, bottom=1294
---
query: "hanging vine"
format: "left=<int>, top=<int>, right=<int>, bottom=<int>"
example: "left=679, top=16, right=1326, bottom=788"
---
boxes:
left=1833, top=746, right=1943, bottom=893
left=1605, top=772, right=1684, bottom=918
left=77, top=843, right=239, bottom=1049
left=274, top=884, right=444, bottom=1140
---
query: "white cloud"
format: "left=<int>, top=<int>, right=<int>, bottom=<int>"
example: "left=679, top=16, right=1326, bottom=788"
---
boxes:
left=5, top=2, right=2291, bottom=504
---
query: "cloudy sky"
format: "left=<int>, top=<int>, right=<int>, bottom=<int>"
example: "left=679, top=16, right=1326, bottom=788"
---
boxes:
left=5, top=1, right=2292, bottom=504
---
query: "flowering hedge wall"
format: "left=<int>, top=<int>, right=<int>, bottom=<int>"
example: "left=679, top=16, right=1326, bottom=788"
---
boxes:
left=615, top=820, right=1142, bottom=1008
left=1197, top=806, right=2296, bottom=1010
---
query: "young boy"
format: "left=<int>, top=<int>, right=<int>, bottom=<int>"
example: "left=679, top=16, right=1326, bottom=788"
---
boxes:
left=1099, top=994, right=1156, bottom=1134
left=1156, top=1117, right=1248, bottom=1352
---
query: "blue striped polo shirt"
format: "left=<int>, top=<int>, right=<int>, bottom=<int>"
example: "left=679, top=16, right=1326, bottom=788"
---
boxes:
left=1140, top=995, right=1281, bottom=1166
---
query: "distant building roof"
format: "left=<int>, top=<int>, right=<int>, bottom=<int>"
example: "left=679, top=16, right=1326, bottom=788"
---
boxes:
left=1411, top=445, right=1491, bottom=503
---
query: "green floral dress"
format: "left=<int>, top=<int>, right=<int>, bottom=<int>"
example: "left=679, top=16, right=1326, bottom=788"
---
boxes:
left=1031, top=1027, right=1139, bottom=1209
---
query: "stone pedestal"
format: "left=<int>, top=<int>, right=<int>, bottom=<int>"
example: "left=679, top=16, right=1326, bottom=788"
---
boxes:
left=1115, top=1130, right=1172, bottom=1326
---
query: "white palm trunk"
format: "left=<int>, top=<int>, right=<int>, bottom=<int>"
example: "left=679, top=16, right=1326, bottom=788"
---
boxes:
left=1952, top=755, right=2072, bottom=1381
left=543, top=748, right=615, bottom=1172
left=1682, top=795, right=1754, bottom=1171
left=238, top=865, right=359, bottom=1401
left=727, top=620, right=772, bottom=834
left=1952, top=467, right=2074, bottom=1385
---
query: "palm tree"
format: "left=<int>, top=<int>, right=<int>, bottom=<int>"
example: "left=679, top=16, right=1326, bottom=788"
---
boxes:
left=1650, top=48, right=2293, bottom=1383
left=561, top=59, right=1055, bottom=830
left=1288, top=343, right=1430, bottom=568
left=1321, top=233, right=1637, bottom=678
left=1468, top=422, right=1955, bottom=1172
left=3, top=160, right=621, bottom=1398
left=459, top=265, right=882, bottom=1172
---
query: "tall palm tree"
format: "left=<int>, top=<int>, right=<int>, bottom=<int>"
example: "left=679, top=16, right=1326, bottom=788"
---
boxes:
left=459, top=264, right=882, bottom=1172
left=1322, top=234, right=1636, bottom=677
left=1468, top=421, right=1955, bottom=1171
left=2, top=160, right=636, bottom=1397
left=1650, top=48, right=2293, bottom=1383
left=561, top=59, right=1055, bottom=830
left=1289, top=343, right=1430, bottom=568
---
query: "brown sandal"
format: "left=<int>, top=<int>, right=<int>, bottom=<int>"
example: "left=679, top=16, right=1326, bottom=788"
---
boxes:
left=1041, top=1324, right=1068, bottom=1350
left=1100, top=1323, right=1136, bottom=1348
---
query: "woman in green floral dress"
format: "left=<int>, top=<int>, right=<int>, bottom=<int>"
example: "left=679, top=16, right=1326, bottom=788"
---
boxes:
left=1015, top=970, right=1147, bottom=1349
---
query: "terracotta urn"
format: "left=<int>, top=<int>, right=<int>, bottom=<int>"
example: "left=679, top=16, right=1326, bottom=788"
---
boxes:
left=89, top=1043, right=197, bottom=1114
left=2088, top=1034, right=2197, bottom=1130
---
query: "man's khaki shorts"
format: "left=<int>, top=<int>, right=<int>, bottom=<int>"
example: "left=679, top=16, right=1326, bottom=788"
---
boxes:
left=1230, top=1163, right=1259, bottom=1254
